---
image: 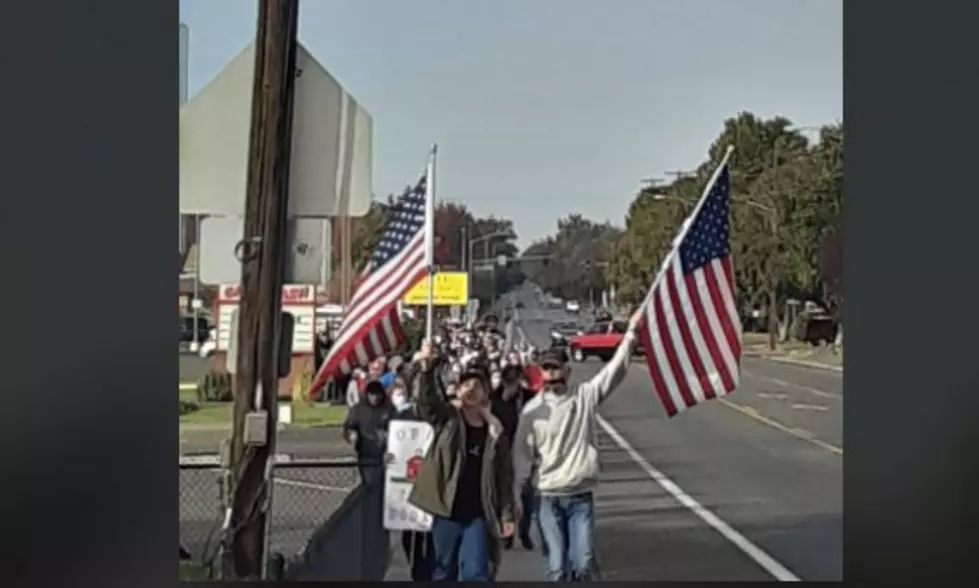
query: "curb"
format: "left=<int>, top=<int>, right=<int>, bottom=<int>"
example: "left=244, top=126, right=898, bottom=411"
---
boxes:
left=744, top=351, right=843, bottom=373
left=179, top=453, right=357, bottom=466
left=769, top=356, right=843, bottom=373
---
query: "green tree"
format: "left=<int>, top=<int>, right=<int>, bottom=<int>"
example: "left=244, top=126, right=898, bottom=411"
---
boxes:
left=522, top=215, right=622, bottom=303
left=610, top=112, right=843, bottom=347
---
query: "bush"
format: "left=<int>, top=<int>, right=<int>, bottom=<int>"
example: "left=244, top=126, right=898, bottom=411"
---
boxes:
left=179, top=400, right=200, bottom=415
left=197, top=370, right=233, bottom=402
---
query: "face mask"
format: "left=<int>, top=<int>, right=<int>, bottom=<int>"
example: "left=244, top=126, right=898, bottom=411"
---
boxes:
left=490, top=375, right=503, bottom=389
left=391, top=393, right=409, bottom=409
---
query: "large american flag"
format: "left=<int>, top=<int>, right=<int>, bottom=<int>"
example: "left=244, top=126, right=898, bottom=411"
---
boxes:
left=308, top=172, right=430, bottom=393
left=637, top=161, right=743, bottom=417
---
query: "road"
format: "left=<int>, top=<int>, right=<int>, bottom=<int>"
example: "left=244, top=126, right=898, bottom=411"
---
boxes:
left=181, top=285, right=842, bottom=580
left=499, top=284, right=842, bottom=581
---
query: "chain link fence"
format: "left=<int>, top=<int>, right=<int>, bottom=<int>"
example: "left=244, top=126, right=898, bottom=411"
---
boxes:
left=179, top=459, right=366, bottom=572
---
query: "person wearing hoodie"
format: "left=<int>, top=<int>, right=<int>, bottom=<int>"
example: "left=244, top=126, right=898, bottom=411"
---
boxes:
left=512, top=316, right=640, bottom=582
left=342, top=380, right=394, bottom=485
left=407, top=341, right=516, bottom=582
left=386, top=379, right=437, bottom=581
left=490, top=364, right=536, bottom=551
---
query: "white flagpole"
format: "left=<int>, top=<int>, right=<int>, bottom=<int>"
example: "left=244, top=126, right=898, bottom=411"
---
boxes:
left=424, top=144, right=438, bottom=341
left=632, top=145, right=736, bottom=322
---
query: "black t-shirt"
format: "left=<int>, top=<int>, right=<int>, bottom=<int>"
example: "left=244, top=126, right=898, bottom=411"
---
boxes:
left=451, top=422, right=487, bottom=522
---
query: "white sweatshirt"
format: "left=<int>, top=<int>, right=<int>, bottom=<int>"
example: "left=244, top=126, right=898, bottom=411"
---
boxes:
left=513, top=330, right=638, bottom=498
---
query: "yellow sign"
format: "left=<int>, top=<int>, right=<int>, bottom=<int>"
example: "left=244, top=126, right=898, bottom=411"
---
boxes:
left=403, top=272, right=469, bottom=306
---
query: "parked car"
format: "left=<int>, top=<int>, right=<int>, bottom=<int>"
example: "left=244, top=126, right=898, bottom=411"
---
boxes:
left=565, top=299, right=581, bottom=313
left=180, top=316, right=211, bottom=344
left=567, top=320, right=643, bottom=362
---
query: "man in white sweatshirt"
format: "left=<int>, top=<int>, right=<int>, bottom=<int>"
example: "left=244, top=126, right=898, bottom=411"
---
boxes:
left=512, top=317, right=640, bottom=581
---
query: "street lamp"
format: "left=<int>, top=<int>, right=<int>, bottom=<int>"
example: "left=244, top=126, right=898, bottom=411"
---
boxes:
left=466, top=230, right=511, bottom=317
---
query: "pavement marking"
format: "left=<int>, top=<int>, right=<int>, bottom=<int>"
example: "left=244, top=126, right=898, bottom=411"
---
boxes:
left=633, top=362, right=841, bottom=455
left=275, top=477, right=351, bottom=493
left=741, top=369, right=840, bottom=399
left=790, top=403, right=829, bottom=412
left=766, top=356, right=843, bottom=373
left=756, top=392, right=788, bottom=400
left=717, top=399, right=843, bottom=456
left=596, top=414, right=802, bottom=582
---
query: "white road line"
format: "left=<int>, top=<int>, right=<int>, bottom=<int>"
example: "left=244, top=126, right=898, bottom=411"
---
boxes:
left=742, top=369, right=840, bottom=399
left=595, top=414, right=802, bottom=582
left=756, top=392, right=788, bottom=400
left=790, top=403, right=829, bottom=412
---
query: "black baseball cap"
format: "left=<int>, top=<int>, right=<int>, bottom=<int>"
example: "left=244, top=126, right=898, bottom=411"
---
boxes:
left=538, top=348, right=568, bottom=369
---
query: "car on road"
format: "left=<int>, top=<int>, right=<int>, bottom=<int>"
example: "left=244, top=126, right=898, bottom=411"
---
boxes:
left=565, top=299, right=581, bottom=313
left=549, top=320, right=581, bottom=348
left=567, top=319, right=643, bottom=362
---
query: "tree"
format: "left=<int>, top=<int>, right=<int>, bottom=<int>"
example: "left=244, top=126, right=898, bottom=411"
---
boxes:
left=610, top=112, right=843, bottom=347
left=522, top=215, right=622, bottom=303
left=820, top=212, right=843, bottom=344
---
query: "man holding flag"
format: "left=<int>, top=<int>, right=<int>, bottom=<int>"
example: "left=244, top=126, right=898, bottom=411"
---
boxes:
left=308, top=147, right=438, bottom=401
left=512, top=147, right=742, bottom=581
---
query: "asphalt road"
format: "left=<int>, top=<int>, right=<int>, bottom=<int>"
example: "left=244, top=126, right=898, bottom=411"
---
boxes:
left=497, top=284, right=842, bottom=581
left=181, top=285, right=843, bottom=580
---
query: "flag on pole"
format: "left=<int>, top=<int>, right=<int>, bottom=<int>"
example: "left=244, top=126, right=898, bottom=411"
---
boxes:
left=637, top=152, right=743, bottom=416
left=307, top=166, right=432, bottom=395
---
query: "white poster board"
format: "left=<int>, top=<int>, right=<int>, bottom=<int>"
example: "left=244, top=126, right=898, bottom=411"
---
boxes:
left=383, top=420, right=436, bottom=532
left=215, top=284, right=317, bottom=354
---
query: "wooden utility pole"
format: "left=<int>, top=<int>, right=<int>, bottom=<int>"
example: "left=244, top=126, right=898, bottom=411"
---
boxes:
left=227, top=0, right=300, bottom=579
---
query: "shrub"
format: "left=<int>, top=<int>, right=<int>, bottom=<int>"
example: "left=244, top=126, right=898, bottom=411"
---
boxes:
left=179, top=400, right=200, bottom=415
left=197, top=370, right=233, bottom=402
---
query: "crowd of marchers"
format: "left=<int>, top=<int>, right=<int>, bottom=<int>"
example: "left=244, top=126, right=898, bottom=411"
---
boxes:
left=330, top=312, right=641, bottom=582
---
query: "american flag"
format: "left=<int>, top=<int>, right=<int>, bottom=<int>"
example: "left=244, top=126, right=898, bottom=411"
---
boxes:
left=308, top=171, right=431, bottom=393
left=637, top=160, right=743, bottom=417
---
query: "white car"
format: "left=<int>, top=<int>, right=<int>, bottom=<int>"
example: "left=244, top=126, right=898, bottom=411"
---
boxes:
left=565, top=300, right=581, bottom=313
left=198, top=328, right=218, bottom=358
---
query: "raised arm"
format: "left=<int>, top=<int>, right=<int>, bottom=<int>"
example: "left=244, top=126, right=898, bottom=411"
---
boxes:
left=411, top=341, right=455, bottom=426
left=579, top=322, right=641, bottom=408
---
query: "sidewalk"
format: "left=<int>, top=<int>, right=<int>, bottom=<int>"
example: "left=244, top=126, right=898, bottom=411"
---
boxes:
left=742, top=334, right=843, bottom=372
left=384, top=533, right=545, bottom=580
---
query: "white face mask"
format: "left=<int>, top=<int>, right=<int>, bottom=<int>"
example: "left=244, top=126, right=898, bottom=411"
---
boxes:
left=392, top=393, right=409, bottom=409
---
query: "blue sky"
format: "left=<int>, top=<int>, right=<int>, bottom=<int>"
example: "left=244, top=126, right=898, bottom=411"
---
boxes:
left=179, top=0, right=841, bottom=246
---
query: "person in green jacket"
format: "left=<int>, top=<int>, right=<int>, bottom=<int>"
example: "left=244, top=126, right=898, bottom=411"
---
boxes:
left=408, top=340, right=517, bottom=581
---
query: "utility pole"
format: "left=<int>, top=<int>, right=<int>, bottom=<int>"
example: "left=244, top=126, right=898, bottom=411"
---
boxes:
left=664, top=170, right=695, bottom=182
left=767, top=141, right=781, bottom=352
left=227, top=0, right=300, bottom=579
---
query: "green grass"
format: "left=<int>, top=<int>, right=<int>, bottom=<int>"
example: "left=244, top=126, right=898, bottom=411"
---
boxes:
left=179, top=560, right=212, bottom=581
left=179, top=388, right=347, bottom=430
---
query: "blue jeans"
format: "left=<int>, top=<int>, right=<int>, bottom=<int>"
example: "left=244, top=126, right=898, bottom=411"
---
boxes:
left=537, top=492, right=598, bottom=581
left=431, top=516, right=491, bottom=581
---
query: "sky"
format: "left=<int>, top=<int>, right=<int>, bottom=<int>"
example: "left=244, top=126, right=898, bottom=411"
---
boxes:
left=179, top=0, right=841, bottom=247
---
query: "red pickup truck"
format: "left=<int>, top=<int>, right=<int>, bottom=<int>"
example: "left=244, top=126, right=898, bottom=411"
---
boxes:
left=567, top=320, right=643, bottom=363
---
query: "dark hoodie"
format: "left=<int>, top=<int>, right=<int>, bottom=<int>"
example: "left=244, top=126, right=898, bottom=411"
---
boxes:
left=342, top=381, right=394, bottom=462
left=490, top=372, right=533, bottom=445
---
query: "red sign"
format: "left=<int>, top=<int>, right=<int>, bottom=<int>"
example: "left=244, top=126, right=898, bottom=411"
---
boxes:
left=406, top=455, right=423, bottom=482
left=218, top=284, right=316, bottom=304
